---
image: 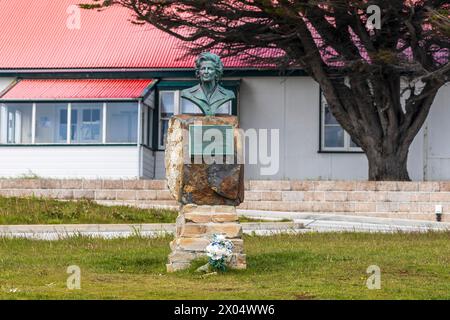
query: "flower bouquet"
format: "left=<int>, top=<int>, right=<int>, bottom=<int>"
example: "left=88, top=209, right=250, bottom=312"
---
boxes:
left=205, top=234, right=234, bottom=272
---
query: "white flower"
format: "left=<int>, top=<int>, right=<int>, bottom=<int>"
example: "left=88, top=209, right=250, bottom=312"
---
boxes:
left=214, top=234, right=226, bottom=242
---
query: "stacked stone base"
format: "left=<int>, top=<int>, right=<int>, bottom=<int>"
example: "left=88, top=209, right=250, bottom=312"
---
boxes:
left=166, top=204, right=247, bottom=272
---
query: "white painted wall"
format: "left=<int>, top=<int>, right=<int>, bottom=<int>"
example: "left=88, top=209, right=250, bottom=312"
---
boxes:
left=0, top=146, right=139, bottom=179
left=424, top=83, right=450, bottom=180
left=141, top=146, right=155, bottom=179
left=154, top=151, right=166, bottom=179
left=239, top=77, right=372, bottom=180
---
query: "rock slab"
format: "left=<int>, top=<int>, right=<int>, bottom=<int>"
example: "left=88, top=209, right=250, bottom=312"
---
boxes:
left=166, top=204, right=247, bottom=272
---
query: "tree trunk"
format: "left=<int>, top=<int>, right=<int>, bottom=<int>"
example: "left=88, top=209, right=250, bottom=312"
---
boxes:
left=366, top=148, right=411, bottom=181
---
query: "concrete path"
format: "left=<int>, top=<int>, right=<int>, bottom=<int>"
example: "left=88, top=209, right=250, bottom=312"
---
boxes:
left=1, top=210, right=448, bottom=240
left=238, top=210, right=450, bottom=233
left=0, top=221, right=304, bottom=240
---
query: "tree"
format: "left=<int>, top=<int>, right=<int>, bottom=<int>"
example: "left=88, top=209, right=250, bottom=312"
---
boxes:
left=84, top=0, right=449, bottom=181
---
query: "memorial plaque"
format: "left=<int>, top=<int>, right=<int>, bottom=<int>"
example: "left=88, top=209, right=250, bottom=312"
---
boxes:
left=189, top=125, right=234, bottom=156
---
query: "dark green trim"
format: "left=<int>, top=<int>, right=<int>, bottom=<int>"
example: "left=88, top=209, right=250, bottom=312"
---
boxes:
left=157, top=80, right=241, bottom=88
left=152, top=89, right=160, bottom=150
left=0, top=143, right=138, bottom=147
left=0, top=69, right=307, bottom=78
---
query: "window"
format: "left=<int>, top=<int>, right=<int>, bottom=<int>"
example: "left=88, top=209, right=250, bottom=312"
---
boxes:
left=35, top=103, right=75, bottom=143
left=1, top=101, right=142, bottom=145
left=158, top=90, right=232, bottom=148
left=321, top=93, right=361, bottom=152
left=106, top=102, right=138, bottom=143
left=0, top=103, right=33, bottom=144
left=72, top=103, right=102, bottom=143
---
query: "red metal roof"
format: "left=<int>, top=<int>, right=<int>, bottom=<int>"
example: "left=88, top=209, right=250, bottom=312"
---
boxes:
left=0, top=0, right=273, bottom=70
left=0, top=79, right=155, bottom=100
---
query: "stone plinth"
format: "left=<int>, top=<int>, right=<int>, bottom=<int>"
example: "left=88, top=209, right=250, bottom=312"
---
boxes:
left=166, top=204, right=247, bottom=272
left=165, top=114, right=246, bottom=272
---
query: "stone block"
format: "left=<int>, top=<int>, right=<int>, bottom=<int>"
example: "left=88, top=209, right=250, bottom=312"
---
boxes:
left=123, top=180, right=146, bottom=190
left=136, top=190, right=157, bottom=200
left=325, top=191, right=348, bottom=202
left=430, top=192, right=450, bottom=202
left=116, top=190, right=136, bottom=201
left=144, top=180, right=167, bottom=190
left=244, top=191, right=261, bottom=201
left=290, top=181, right=314, bottom=191
left=95, top=190, right=117, bottom=200
left=168, top=250, right=201, bottom=263
left=156, top=190, right=174, bottom=200
left=82, top=180, right=103, bottom=190
left=281, top=191, right=304, bottom=201
left=260, top=191, right=282, bottom=201
left=166, top=262, right=191, bottom=272
left=40, top=179, right=62, bottom=189
left=73, top=190, right=95, bottom=199
left=60, top=179, right=83, bottom=189
left=229, top=253, right=247, bottom=269
left=102, top=180, right=124, bottom=190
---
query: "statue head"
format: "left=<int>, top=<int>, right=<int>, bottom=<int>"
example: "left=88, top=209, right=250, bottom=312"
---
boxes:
left=195, top=52, right=224, bottom=84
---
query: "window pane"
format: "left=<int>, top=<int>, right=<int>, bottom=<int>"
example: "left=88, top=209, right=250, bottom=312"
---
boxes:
left=181, top=98, right=202, bottom=114
left=160, top=91, right=174, bottom=117
left=72, top=103, right=102, bottom=143
left=324, top=126, right=345, bottom=148
left=160, top=119, right=169, bottom=147
left=35, top=103, right=68, bottom=143
left=71, top=109, right=78, bottom=141
left=324, top=105, right=339, bottom=125
left=106, top=102, right=138, bottom=143
left=0, top=103, right=33, bottom=144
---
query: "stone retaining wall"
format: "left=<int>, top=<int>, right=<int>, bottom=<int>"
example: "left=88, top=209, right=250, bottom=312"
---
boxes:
left=0, top=179, right=448, bottom=222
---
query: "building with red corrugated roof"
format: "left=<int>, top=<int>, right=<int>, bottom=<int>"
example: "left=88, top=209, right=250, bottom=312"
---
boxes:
left=0, top=0, right=449, bottom=182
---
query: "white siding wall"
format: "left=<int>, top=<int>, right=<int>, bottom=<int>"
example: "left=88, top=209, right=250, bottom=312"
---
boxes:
left=424, top=83, right=450, bottom=180
left=154, top=151, right=166, bottom=179
left=239, top=77, right=370, bottom=180
left=0, top=146, right=139, bottom=179
left=141, top=146, right=155, bottom=179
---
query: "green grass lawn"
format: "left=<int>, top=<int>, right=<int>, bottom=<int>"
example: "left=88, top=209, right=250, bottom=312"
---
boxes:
left=0, top=232, right=449, bottom=299
left=0, top=196, right=178, bottom=224
left=0, top=196, right=289, bottom=225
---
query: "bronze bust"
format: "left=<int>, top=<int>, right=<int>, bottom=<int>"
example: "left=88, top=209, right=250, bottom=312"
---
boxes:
left=181, top=52, right=235, bottom=116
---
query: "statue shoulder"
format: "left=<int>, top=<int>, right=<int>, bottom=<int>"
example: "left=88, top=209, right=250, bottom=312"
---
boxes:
left=218, top=85, right=235, bottom=99
left=181, top=84, right=200, bottom=97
